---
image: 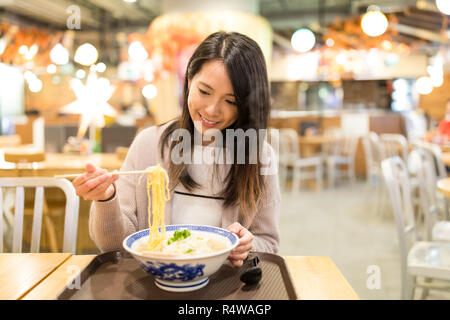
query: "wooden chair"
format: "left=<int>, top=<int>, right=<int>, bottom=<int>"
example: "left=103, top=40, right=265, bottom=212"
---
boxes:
left=323, top=128, right=359, bottom=188
left=0, top=178, right=79, bottom=253
left=279, top=128, right=323, bottom=191
left=382, top=156, right=450, bottom=299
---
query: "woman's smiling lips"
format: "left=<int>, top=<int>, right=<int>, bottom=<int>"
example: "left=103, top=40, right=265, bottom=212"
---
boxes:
left=199, top=113, right=220, bottom=128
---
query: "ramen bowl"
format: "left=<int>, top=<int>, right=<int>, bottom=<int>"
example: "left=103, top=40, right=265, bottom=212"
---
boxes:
left=123, top=224, right=239, bottom=292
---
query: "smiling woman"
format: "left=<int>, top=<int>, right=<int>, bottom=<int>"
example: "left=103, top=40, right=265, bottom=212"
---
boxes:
left=160, top=31, right=272, bottom=220
left=187, top=61, right=238, bottom=133
left=83, top=31, right=280, bottom=268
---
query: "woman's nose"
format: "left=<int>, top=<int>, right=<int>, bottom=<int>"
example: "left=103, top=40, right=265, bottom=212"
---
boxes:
left=203, top=101, right=221, bottom=117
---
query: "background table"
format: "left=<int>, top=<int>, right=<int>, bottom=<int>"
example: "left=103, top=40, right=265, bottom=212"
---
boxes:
left=0, top=152, right=124, bottom=177
left=437, top=178, right=450, bottom=198
left=298, top=135, right=336, bottom=158
left=442, top=153, right=450, bottom=167
left=14, top=254, right=359, bottom=300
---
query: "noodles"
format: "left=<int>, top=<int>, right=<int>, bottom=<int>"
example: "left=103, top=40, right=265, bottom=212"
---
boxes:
left=142, top=164, right=170, bottom=251
left=136, top=231, right=228, bottom=256
left=136, top=164, right=229, bottom=257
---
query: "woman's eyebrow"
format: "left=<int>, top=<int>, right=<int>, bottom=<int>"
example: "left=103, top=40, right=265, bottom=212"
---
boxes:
left=199, top=81, right=235, bottom=97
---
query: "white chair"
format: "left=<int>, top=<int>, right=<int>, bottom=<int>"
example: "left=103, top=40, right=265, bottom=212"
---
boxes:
left=412, top=140, right=449, bottom=220
left=279, top=128, right=323, bottom=191
left=0, top=177, right=79, bottom=253
left=410, top=149, right=450, bottom=242
left=379, top=134, right=409, bottom=162
left=362, top=132, right=389, bottom=216
left=323, top=129, right=359, bottom=188
left=382, top=156, right=450, bottom=300
left=362, top=132, right=384, bottom=184
left=381, top=133, right=421, bottom=208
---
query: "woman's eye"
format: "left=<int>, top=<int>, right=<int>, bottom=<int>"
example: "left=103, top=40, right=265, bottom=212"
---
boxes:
left=226, top=100, right=237, bottom=105
left=198, top=88, right=209, bottom=95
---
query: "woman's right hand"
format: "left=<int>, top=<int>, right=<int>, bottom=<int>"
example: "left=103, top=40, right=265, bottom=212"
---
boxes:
left=73, top=163, right=119, bottom=201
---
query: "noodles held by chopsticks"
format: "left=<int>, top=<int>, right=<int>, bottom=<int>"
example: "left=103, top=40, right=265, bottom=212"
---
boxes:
left=142, top=164, right=170, bottom=251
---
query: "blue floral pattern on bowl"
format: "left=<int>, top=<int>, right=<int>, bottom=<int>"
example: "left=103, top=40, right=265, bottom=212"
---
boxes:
left=139, top=261, right=205, bottom=281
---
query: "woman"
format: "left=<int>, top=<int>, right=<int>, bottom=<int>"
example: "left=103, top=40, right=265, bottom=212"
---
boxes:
left=73, top=31, right=280, bottom=267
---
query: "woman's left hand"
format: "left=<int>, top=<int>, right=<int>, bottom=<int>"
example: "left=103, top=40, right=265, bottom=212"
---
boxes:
left=227, top=222, right=254, bottom=267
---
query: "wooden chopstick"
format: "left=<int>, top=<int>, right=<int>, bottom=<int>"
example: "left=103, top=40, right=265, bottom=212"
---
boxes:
left=54, top=170, right=151, bottom=179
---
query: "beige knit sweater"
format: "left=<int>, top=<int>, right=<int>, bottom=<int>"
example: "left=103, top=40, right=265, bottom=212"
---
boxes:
left=89, top=121, right=281, bottom=253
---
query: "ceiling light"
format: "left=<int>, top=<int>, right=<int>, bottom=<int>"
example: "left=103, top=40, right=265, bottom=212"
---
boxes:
left=291, top=28, right=316, bottom=53
left=19, top=45, right=28, bottom=55
left=142, top=84, right=157, bottom=99
left=325, top=38, right=335, bottom=47
left=76, top=69, right=86, bottom=79
left=436, top=0, right=450, bottom=15
left=47, top=64, right=57, bottom=74
left=415, top=76, right=433, bottom=95
left=361, top=6, right=389, bottom=37
left=28, top=78, right=43, bottom=93
left=23, top=71, right=37, bottom=83
left=96, top=62, right=106, bottom=73
left=128, top=41, right=148, bottom=62
left=25, top=44, right=38, bottom=60
left=74, top=43, right=99, bottom=66
left=50, top=44, right=69, bottom=65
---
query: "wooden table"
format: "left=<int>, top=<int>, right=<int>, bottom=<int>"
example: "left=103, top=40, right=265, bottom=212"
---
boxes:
left=0, top=253, right=358, bottom=300
left=0, top=152, right=124, bottom=177
left=437, top=177, right=450, bottom=198
left=298, top=135, right=337, bottom=158
left=440, top=144, right=450, bottom=153
left=442, top=152, right=450, bottom=167
left=0, top=135, right=21, bottom=148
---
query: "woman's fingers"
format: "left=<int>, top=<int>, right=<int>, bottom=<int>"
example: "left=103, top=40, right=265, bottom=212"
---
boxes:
left=227, top=222, right=244, bottom=236
left=232, top=241, right=252, bottom=254
left=227, top=222, right=254, bottom=267
left=75, top=172, right=108, bottom=195
left=229, top=250, right=249, bottom=261
left=73, top=168, right=105, bottom=189
left=82, top=175, right=118, bottom=200
left=229, top=259, right=244, bottom=267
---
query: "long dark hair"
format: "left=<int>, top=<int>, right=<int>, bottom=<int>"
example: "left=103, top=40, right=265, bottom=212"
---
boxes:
left=159, top=31, right=271, bottom=219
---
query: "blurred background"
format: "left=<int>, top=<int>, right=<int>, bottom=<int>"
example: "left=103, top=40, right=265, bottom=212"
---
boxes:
left=1, top=0, right=450, bottom=300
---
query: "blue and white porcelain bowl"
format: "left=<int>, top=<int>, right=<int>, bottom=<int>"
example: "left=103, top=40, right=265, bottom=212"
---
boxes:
left=123, top=224, right=239, bottom=292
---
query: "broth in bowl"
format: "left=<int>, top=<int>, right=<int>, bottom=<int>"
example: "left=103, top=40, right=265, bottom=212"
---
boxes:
left=134, top=229, right=229, bottom=257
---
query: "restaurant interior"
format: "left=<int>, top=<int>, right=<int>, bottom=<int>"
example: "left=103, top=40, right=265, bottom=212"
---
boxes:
left=1, top=0, right=450, bottom=301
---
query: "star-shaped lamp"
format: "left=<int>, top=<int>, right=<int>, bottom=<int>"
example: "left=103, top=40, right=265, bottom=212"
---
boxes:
left=61, top=72, right=117, bottom=139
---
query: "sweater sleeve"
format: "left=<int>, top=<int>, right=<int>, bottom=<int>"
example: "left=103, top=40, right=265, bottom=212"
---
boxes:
left=248, top=143, right=281, bottom=254
left=88, top=126, right=157, bottom=252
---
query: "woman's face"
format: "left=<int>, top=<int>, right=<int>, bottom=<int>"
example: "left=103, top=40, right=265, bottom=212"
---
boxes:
left=187, top=59, right=238, bottom=135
